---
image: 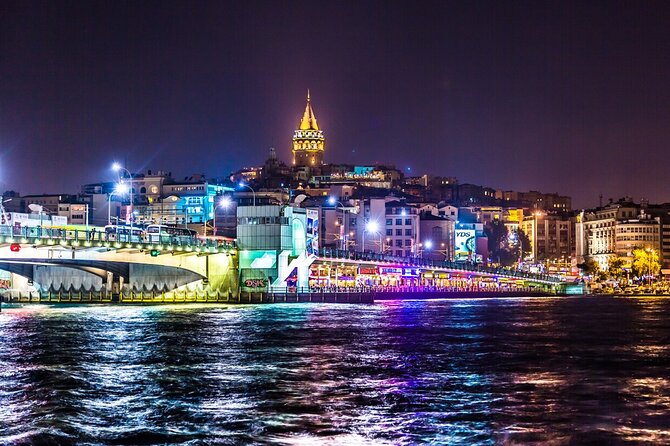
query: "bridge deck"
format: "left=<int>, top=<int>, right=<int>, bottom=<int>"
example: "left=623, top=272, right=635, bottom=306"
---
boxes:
left=317, top=249, right=565, bottom=284
left=0, top=226, right=235, bottom=255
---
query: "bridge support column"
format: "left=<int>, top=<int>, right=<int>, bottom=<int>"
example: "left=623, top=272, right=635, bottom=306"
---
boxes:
left=107, top=272, right=124, bottom=302
left=106, top=271, right=113, bottom=296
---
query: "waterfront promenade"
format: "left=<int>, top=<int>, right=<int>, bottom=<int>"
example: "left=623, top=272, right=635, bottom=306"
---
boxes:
left=2, top=286, right=557, bottom=306
left=0, top=225, right=571, bottom=303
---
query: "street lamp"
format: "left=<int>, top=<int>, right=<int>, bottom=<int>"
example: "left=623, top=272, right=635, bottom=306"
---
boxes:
left=238, top=182, right=256, bottom=206
left=364, top=220, right=382, bottom=253
left=328, top=196, right=348, bottom=250
left=112, top=163, right=134, bottom=229
left=213, top=196, right=232, bottom=236
left=108, top=183, right=129, bottom=225
left=422, top=240, right=433, bottom=258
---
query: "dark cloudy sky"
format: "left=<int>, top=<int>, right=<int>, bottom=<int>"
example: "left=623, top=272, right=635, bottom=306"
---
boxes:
left=1, top=1, right=668, bottom=208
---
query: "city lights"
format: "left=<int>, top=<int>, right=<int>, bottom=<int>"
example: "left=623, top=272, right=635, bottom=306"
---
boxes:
left=1, top=5, right=666, bottom=444
left=219, top=196, right=232, bottom=208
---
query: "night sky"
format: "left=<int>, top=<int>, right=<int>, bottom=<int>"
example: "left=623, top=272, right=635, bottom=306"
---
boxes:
left=1, top=1, right=669, bottom=208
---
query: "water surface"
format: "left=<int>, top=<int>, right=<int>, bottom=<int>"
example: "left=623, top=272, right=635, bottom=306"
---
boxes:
left=1, top=296, right=670, bottom=444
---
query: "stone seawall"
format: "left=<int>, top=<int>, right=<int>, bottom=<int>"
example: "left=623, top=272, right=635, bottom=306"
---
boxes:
left=1, top=290, right=558, bottom=306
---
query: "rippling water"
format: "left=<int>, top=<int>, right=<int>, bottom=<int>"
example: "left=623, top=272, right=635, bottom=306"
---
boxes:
left=1, top=296, right=670, bottom=445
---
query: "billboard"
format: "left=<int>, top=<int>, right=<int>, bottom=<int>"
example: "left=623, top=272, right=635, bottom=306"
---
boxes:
left=306, top=209, right=319, bottom=255
left=454, top=229, right=476, bottom=261
left=51, top=215, right=68, bottom=226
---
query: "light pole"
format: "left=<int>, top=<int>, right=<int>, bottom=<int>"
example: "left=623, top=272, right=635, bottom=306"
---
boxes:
left=213, top=196, right=232, bottom=237
left=422, top=239, right=433, bottom=259
left=107, top=183, right=129, bottom=225
left=328, top=196, right=348, bottom=250
left=532, top=211, right=543, bottom=264
left=440, top=242, right=449, bottom=261
left=646, top=247, right=655, bottom=287
left=238, top=182, right=256, bottom=206
left=112, top=162, right=134, bottom=229
left=364, top=220, right=382, bottom=253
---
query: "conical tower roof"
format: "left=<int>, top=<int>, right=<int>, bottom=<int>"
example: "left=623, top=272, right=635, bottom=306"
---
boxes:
left=299, top=90, right=319, bottom=131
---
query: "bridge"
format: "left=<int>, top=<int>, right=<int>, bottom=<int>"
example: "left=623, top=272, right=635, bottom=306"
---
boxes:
left=0, top=226, right=572, bottom=303
left=0, top=226, right=237, bottom=302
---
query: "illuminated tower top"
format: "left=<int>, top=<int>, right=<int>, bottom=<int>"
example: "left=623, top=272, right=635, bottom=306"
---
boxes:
left=299, top=90, right=320, bottom=130
left=292, top=90, right=325, bottom=167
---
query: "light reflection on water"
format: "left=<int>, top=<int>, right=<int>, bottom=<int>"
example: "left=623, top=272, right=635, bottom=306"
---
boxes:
left=1, top=297, right=670, bottom=444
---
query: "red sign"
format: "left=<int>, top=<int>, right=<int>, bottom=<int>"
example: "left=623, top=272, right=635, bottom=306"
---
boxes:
left=10, top=243, right=21, bottom=252
left=358, top=266, right=378, bottom=275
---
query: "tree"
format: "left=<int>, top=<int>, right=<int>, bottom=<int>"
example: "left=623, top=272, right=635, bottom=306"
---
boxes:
left=631, top=247, right=660, bottom=279
left=485, top=220, right=509, bottom=263
left=516, top=229, right=532, bottom=260
left=484, top=221, right=525, bottom=267
left=578, top=258, right=600, bottom=277
left=607, top=257, right=626, bottom=281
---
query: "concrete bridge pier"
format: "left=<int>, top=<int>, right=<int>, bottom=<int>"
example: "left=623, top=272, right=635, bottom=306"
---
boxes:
left=105, top=271, right=114, bottom=296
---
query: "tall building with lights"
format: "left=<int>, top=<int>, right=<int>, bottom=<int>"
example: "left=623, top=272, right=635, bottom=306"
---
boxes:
left=292, top=91, right=324, bottom=167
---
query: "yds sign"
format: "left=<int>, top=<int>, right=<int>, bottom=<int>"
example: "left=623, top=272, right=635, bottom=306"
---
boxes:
left=454, top=229, right=476, bottom=261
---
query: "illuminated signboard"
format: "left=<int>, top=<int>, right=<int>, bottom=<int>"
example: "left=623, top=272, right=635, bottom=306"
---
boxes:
left=402, top=268, right=420, bottom=277
left=240, top=270, right=270, bottom=290
left=454, top=229, right=476, bottom=261
left=51, top=215, right=68, bottom=226
left=306, top=209, right=319, bottom=255
left=380, top=267, right=403, bottom=275
left=358, top=266, right=378, bottom=275
left=244, top=279, right=267, bottom=288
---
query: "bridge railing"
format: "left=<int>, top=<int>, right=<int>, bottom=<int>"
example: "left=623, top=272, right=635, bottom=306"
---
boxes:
left=0, top=225, right=235, bottom=249
left=317, top=248, right=563, bottom=283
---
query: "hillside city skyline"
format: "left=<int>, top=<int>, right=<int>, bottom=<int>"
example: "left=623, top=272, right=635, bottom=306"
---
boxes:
left=0, top=90, right=660, bottom=210
left=1, top=3, right=669, bottom=208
